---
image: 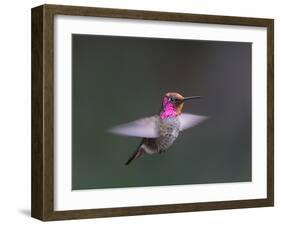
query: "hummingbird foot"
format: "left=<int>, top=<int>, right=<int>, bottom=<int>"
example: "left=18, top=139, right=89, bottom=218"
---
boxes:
left=158, top=149, right=167, bottom=154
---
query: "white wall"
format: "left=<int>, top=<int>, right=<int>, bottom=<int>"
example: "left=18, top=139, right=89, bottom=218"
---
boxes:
left=0, top=0, right=279, bottom=225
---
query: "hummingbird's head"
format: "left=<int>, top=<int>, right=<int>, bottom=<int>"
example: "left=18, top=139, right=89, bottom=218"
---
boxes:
left=160, top=92, right=201, bottom=119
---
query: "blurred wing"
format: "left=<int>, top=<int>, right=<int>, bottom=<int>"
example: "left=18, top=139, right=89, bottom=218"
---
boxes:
left=108, top=115, right=159, bottom=138
left=179, top=113, right=207, bottom=131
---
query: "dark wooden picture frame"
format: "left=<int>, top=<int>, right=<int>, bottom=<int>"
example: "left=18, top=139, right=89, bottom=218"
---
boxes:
left=31, top=4, right=274, bottom=221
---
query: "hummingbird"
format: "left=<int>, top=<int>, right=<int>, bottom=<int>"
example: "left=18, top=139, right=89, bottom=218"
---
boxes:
left=108, top=92, right=207, bottom=165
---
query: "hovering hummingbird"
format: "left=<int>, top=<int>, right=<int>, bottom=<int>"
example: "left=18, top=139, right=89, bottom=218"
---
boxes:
left=108, top=92, right=207, bottom=165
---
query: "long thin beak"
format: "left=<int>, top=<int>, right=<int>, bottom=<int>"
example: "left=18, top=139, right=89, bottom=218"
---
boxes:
left=183, top=96, right=201, bottom=102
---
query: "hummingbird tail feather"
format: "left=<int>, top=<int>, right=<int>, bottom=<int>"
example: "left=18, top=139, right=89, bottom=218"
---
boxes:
left=124, top=148, right=144, bottom=166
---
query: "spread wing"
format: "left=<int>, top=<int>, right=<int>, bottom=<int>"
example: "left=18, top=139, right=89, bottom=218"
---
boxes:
left=107, top=115, right=159, bottom=138
left=179, top=113, right=207, bottom=131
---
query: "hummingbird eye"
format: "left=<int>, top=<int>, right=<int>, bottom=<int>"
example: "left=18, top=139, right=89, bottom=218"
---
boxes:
left=169, top=97, right=175, bottom=102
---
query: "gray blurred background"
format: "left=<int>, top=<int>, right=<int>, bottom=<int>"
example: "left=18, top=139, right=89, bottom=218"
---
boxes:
left=72, top=34, right=251, bottom=190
